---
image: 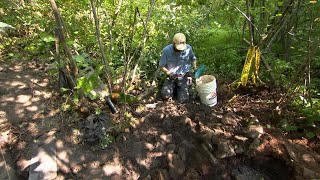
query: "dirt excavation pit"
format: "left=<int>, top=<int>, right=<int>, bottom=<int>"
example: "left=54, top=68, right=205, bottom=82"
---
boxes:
left=230, top=155, right=293, bottom=180
left=0, top=61, right=318, bottom=179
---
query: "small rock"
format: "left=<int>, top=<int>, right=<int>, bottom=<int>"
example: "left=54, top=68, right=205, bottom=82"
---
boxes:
left=211, top=135, right=221, bottom=145
left=184, top=168, right=201, bottom=179
left=132, top=141, right=154, bottom=157
left=245, top=124, right=264, bottom=139
left=151, top=156, right=165, bottom=169
left=160, top=134, right=173, bottom=143
left=249, top=139, right=261, bottom=150
left=167, top=144, right=176, bottom=153
left=216, top=141, right=236, bottom=159
left=234, top=135, right=249, bottom=142
left=151, top=169, right=169, bottom=180
left=201, top=129, right=216, bottom=143
left=182, top=117, right=196, bottom=127
left=212, top=128, right=225, bottom=135
left=178, top=147, right=186, bottom=162
left=144, top=175, right=152, bottom=180
left=146, top=103, right=158, bottom=109
left=168, top=154, right=185, bottom=177
left=303, top=167, right=320, bottom=179
left=159, top=113, right=165, bottom=119
left=222, top=112, right=238, bottom=126
left=302, top=154, right=316, bottom=163
left=235, top=146, right=245, bottom=154
left=163, top=117, right=173, bottom=129
left=155, top=142, right=165, bottom=151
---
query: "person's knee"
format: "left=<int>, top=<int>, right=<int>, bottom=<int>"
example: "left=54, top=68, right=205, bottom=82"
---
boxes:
left=161, top=81, right=174, bottom=98
left=161, top=87, right=173, bottom=99
left=177, top=90, right=189, bottom=103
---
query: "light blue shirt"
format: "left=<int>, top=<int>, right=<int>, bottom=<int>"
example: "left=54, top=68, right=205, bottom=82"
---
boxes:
left=159, top=44, right=197, bottom=76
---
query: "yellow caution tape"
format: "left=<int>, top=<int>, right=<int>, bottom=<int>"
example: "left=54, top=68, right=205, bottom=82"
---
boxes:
left=234, top=46, right=262, bottom=89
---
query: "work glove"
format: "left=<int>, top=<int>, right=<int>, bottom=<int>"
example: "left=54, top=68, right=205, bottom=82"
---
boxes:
left=168, top=73, right=177, bottom=80
left=169, top=73, right=185, bottom=80
left=194, top=65, right=207, bottom=79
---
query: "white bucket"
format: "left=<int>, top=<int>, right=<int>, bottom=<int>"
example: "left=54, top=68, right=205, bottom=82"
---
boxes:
left=196, top=75, right=217, bottom=107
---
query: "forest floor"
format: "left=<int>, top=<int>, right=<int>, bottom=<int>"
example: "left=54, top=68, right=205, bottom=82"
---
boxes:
left=0, top=59, right=320, bottom=180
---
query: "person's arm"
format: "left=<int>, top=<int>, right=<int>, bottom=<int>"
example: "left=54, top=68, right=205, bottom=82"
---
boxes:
left=192, top=61, right=197, bottom=70
left=189, top=45, right=197, bottom=70
left=159, top=48, right=172, bottom=76
left=160, top=66, right=171, bottom=75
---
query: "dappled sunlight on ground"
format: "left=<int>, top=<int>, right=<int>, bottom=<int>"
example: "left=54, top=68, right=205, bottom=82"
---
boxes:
left=0, top=61, right=61, bottom=178
left=0, top=60, right=319, bottom=179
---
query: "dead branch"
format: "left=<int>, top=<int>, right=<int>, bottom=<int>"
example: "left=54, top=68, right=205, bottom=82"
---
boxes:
left=225, top=0, right=262, bottom=37
left=257, top=0, right=295, bottom=47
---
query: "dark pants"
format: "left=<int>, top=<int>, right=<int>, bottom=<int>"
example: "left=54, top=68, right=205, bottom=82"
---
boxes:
left=161, top=77, right=189, bottom=103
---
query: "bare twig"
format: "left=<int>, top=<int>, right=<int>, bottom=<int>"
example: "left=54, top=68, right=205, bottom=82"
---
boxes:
left=103, top=10, right=113, bottom=57
left=111, top=0, right=123, bottom=27
left=225, top=0, right=262, bottom=37
left=306, top=6, right=314, bottom=107
left=90, top=0, right=113, bottom=94
left=257, top=0, right=295, bottom=47
left=60, top=17, right=79, bottom=55
left=246, top=0, right=254, bottom=46
left=130, top=0, right=156, bottom=86
left=137, top=68, right=160, bottom=101
left=277, top=45, right=319, bottom=109
left=0, top=147, right=11, bottom=180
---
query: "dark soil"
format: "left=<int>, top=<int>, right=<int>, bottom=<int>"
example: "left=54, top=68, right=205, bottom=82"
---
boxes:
left=0, top=60, right=319, bottom=179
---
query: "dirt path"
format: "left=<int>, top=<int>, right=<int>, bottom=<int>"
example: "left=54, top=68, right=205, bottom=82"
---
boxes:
left=0, top=60, right=319, bottom=179
left=0, top=60, right=57, bottom=179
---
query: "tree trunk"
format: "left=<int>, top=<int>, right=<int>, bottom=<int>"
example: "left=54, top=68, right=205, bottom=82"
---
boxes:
left=90, top=0, right=113, bottom=94
left=259, top=0, right=266, bottom=43
left=49, top=0, right=78, bottom=78
left=246, top=0, right=254, bottom=46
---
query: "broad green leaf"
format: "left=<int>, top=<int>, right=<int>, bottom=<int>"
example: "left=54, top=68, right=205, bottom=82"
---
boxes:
left=76, top=77, right=86, bottom=89
left=306, top=132, right=316, bottom=139
left=277, top=1, right=284, bottom=6
left=75, top=55, right=85, bottom=63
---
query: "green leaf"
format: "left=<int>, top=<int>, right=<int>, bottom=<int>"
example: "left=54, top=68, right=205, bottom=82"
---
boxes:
left=60, top=87, right=70, bottom=92
left=39, top=33, right=55, bottom=43
left=75, top=55, right=85, bottom=63
left=73, top=96, right=79, bottom=104
left=306, top=132, right=316, bottom=139
left=76, top=77, right=86, bottom=89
